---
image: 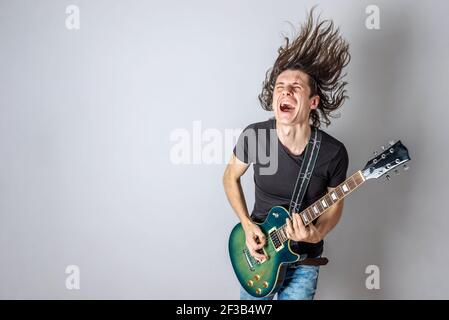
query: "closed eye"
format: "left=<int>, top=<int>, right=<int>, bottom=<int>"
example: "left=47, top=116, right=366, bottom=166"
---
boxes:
left=275, top=84, right=302, bottom=91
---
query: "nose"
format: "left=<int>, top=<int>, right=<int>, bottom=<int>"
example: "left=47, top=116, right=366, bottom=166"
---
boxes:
left=281, top=85, right=293, bottom=96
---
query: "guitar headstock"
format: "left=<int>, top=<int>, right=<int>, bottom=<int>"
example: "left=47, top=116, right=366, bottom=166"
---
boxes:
left=362, top=140, right=411, bottom=180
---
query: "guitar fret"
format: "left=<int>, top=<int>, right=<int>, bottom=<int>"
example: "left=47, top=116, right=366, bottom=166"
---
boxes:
left=306, top=209, right=313, bottom=221
left=347, top=177, right=356, bottom=190
left=354, top=172, right=364, bottom=185
left=306, top=208, right=313, bottom=222
left=301, top=211, right=309, bottom=223
left=310, top=208, right=316, bottom=220
left=351, top=173, right=360, bottom=187
left=321, top=198, right=328, bottom=209
left=304, top=209, right=314, bottom=223
left=316, top=201, right=324, bottom=213
left=335, top=187, right=344, bottom=198
left=330, top=191, right=338, bottom=201
left=325, top=194, right=334, bottom=205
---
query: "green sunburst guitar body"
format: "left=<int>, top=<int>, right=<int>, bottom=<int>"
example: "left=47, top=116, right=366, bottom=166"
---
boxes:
left=228, top=205, right=303, bottom=298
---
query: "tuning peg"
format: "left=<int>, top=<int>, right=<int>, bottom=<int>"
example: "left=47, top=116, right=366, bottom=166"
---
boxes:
left=394, top=169, right=399, bottom=175
left=403, top=164, right=409, bottom=171
left=389, top=140, right=395, bottom=146
left=381, top=145, right=386, bottom=151
left=385, top=174, right=391, bottom=181
left=373, top=150, right=378, bottom=156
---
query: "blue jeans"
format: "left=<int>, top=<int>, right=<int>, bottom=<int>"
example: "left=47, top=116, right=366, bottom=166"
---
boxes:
left=240, top=264, right=320, bottom=300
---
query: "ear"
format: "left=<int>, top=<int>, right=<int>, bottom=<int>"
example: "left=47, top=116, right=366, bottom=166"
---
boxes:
left=310, top=95, right=320, bottom=110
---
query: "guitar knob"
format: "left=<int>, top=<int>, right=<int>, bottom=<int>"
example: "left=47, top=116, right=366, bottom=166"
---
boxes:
left=253, top=274, right=261, bottom=281
left=247, top=280, right=254, bottom=287
left=263, top=281, right=269, bottom=288
left=255, top=288, right=262, bottom=295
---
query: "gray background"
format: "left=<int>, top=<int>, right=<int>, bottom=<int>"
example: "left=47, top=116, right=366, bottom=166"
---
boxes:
left=0, top=0, right=448, bottom=299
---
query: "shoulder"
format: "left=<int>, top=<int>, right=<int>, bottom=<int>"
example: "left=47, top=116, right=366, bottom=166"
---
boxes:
left=317, top=128, right=348, bottom=159
left=242, top=118, right=274, bottom=132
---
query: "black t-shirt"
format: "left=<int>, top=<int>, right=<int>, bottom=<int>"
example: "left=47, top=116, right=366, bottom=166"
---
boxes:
left=233, top=118, right=349, bottom=257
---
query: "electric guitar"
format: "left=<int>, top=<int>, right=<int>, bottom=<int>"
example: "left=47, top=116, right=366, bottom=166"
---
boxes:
left=228, top=140, right=411, bottom=297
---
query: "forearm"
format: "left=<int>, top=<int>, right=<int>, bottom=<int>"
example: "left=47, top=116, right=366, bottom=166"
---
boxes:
left=223, top=176, right=252, bottom=229
left=315, top=199, right=344, bottom=239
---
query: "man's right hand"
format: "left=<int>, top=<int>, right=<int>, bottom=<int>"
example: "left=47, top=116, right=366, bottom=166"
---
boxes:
left=243, top=221, right=268, bottom=263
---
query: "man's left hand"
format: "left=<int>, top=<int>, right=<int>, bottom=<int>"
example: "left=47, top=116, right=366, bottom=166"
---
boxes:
left=285, top=213, right=323, bottom=243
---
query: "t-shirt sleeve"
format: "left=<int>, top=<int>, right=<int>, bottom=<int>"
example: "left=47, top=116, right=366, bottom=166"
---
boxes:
left=233, top=124, right=257, bottom=164
left=327, top=143, right=349, bottom=188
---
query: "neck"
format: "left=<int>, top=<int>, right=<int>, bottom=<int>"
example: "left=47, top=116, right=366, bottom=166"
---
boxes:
left=276, top=121, right=311, bottom=155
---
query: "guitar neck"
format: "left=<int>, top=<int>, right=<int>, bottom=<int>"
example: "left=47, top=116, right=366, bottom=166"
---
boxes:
left=299, top=170, right=366, bottom=226
left=276, top=171, right=365, bottom=244
left=277, top=170, right=365, bottom=238
left=276, top=171, right=366, bottom=244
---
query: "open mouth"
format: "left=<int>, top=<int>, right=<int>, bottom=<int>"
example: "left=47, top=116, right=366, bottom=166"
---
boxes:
left=279, top=101, right=295, bottom=112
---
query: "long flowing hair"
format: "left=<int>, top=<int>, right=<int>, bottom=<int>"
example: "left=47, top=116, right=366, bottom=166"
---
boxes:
left=259, top=7, right=351, bottom=127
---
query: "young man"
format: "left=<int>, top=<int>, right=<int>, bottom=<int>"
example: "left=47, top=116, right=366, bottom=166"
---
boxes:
left=223, top=9, right=351, bottom=300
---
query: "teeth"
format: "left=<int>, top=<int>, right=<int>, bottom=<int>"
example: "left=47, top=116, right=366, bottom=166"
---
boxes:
left=280, top=101, right=293, bottom=108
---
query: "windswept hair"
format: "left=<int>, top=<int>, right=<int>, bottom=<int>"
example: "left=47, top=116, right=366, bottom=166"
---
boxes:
left=259, top=7, right=351, bottom=128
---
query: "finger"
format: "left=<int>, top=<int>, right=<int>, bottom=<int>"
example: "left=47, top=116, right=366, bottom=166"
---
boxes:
left=252, top=232, right=266, bottom=249
left=249, top=236, right=264, bottom=250
left=255, top=230, right=266, bottom=246
left=294, top=213, right=307, bottom=233
left=251, top=249, right=266, bottom=261
left=248, top=245, right=266, bottom=262
left=285, top=218, right=293, bottom=236
left=253, top=240, right=264, bottom=250
left=249, top=233, right=267, bottom=259
left=251, top=251, right=265, bottom=262
left=292, top=213, right=301, bottom=233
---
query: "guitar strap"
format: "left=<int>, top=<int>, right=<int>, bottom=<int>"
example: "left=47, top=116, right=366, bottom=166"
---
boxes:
left=287, top=126, right=328, bottom=266
left=288, top=126, right=322, bottom=215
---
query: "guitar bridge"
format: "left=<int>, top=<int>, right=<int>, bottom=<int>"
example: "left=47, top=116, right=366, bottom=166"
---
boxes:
left=243, top=248, right=257, bottom=271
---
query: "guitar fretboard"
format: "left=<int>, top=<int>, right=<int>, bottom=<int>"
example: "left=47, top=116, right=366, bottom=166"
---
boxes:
left=275, top=171, right=365, bottom=243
